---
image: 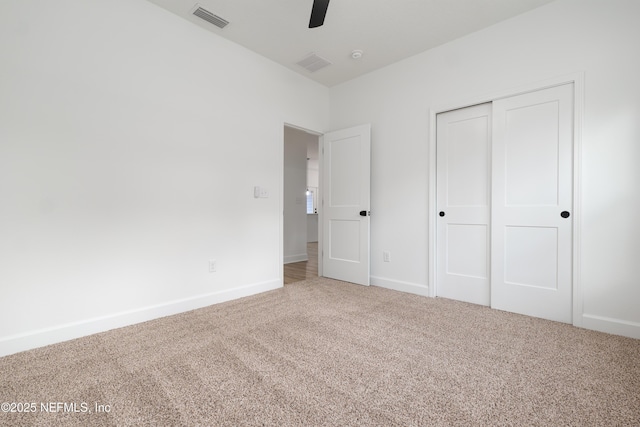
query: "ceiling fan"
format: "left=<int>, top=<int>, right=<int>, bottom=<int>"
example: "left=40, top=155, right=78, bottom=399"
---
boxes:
left=309, top=0, right=330, bottom=28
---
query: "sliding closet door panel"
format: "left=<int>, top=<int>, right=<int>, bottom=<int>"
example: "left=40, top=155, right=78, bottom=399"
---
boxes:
left=436, top=103, right=491, bottom=306
left=492, top=84, right=573, bottom=323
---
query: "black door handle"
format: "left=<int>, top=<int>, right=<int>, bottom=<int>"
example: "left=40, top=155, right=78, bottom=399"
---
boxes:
left=439, top=211, right=445, bottom=217
left=359, top=210, right=368, bottom=217
left=561, top=211, right=570, bottom=218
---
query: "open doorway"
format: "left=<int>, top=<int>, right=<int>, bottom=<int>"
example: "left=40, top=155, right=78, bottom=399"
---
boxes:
left=283, top=125, right=320, bottom=284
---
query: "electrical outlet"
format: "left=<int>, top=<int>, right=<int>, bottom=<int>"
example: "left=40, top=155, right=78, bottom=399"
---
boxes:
left=383, top=251, right=391, bottom=262
left=209, top=259, right=217, bottom=273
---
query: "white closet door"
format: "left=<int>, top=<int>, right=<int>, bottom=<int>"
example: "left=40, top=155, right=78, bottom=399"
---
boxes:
left=436, top=103, right=491, bottom=306
left=491, top=84, right=573, bottom=323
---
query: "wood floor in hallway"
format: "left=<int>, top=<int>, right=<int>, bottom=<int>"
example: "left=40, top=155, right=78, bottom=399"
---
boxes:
left=284, top=242, right=318, bottom=284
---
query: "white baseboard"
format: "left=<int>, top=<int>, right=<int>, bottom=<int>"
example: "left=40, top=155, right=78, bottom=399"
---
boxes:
left=580, top=314, right=640, bottom=340
left=284, top=253, right=308, bottom=264
left=0, top=279, right=282, bottom=358
left=371, top=276, right=429, bottom=297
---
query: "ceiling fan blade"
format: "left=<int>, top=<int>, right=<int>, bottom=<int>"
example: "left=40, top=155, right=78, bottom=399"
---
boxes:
left=309, top=0, right=330, bottom=28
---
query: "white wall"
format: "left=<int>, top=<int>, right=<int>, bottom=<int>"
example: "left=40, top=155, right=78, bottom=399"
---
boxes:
left=283, top=127, right=310, bottom=263
left=307, top=139, right=320, bottom=189
left=0, top=0, right=329, bottom=356
left=307, top=215, right=318, bottom=243
left=329, top=0, right=640, bottom=338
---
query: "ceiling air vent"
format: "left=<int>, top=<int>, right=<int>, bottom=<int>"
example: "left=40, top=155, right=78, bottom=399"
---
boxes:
left=296, top=53, right=332, bottom=73
left=192, top=5, right=229, bottom=29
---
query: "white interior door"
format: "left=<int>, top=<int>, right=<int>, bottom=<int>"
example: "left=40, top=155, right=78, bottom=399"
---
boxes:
left=322, top=124, right=371, bottom=286
left=436, top=103, right=491, bottom=306
left=491, top=84, right=573, bottom=323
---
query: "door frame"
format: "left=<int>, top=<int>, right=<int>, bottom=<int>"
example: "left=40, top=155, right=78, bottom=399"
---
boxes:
left=427, top=72, right=585, bottom=327
left=281, top=123, right=324, bottom=285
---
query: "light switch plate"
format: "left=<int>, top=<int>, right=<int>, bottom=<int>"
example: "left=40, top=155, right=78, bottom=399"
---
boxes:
left=254, top=186, right=269, bottom=198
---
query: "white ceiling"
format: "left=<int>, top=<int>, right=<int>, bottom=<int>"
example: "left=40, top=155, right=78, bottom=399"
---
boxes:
left=145, top=0, right=556, bottom=87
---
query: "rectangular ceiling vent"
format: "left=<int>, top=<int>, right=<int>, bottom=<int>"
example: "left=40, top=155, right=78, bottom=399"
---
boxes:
left=296, top=53, right=332, bottom=73
left=192, top=5, right=229, bottom=29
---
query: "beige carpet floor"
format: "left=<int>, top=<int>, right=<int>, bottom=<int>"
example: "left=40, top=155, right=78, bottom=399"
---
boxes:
left=1, top=277, right=639, bottom=426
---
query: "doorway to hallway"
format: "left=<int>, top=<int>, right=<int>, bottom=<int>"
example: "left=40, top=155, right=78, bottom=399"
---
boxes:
left=283, top=125, right=320, bottom=284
